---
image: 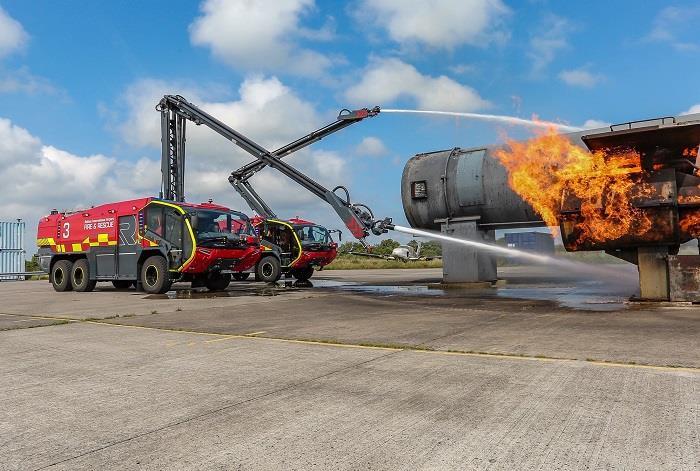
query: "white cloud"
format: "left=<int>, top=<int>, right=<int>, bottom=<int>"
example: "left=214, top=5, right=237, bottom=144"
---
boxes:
left=558, top=67, right=604, bottom=88
left=0, top=10, right=58, bottom=97
left=0, top=117, right=162, bottom=252
left=0, top=66, right=57, bottom=95
left=189, top=0, right=334, bottom=77
left=0, top=6, right=27, bottom=59
left=448, top=63, right=477, bottom=75
left=356, top=0, right=509, bottom=49
left=356, top=136, right=388, bottom=157
left=581, top=119, right=610, bottom=129
left=528, top=14, right=571, bottom=76
left=345, top=57, right=489, bottom=112
left=648, top=6, right=700, bottom=51
left=119, top=75, right=349, bottom=216
left=680, top=104, right=700, bottom=116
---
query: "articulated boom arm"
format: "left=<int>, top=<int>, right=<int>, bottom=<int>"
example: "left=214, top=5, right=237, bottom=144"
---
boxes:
left=157, top=95, right=392, bottom=244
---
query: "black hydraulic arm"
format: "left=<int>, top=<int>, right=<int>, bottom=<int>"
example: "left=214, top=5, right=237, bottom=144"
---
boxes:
left=232, top=107, right=381, bottom=181
left=157, top=95, right=392, bottom=244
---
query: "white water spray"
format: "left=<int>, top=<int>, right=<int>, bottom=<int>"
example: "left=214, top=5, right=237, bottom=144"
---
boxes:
left=382, top=109, right=581, bottom=132
left=391, top=224, right=629, bottom=281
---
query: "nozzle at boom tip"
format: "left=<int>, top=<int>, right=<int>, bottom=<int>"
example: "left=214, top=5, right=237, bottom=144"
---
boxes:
left=371, top=217, right=394, bottom=236
left=338, top=106, right=381, bottom=121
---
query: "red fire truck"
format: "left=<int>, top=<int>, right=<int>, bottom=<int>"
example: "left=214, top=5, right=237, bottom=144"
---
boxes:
left=37, top=198, right=262, bottom=294
left=237, top=216, right=338, bottom=282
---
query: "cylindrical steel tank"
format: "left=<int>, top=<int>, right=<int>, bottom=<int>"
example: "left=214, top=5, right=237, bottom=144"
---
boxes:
left=401, top=147, right=541, bottom=230
left=0, top=220, right=25, bottom=281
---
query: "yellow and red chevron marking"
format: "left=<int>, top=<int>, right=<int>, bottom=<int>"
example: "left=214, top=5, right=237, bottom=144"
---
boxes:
left=37, top=233, right=117, bottom=254
left=86, top=233, right=117, bottom=247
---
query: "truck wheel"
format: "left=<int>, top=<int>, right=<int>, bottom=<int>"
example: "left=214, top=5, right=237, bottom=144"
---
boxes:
left=140, top=256, right=172, bottom=294
left=112, top=280, right=132, bottom=290
left=255, top=256, right=281, bottom=283
left=51, top=260, right=73, bottom=292
left=232, top=272, right=250, bottom=281
left=292, top=266, right=314, bottom=281
left=205, top=273, right=231, bottom=291
left=71, top=259, right=97, bottom=292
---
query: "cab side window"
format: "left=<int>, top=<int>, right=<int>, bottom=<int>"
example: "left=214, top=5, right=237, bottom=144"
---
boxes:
left=164, top=208, right=183, bottom=248
left=146, top=206, right=164, bottom=237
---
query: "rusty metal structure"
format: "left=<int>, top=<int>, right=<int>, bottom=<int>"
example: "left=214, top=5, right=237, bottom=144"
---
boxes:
left=401, top=113, right=700, bottom=301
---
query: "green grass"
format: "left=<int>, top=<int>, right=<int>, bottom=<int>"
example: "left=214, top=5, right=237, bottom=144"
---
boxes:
left=324, top=255, right=442, bottom=270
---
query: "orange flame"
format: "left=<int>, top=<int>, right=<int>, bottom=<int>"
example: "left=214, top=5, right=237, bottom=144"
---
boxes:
left=494, top=127, right=652, bottom=245
left=680, top=210, right=700, bottom=235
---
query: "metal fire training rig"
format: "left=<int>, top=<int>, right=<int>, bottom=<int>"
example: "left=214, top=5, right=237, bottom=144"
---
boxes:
left=157, top=95, right=394, bottom=246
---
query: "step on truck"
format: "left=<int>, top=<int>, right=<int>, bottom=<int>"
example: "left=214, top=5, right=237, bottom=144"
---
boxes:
left=37, top=198, right=263, bottom=294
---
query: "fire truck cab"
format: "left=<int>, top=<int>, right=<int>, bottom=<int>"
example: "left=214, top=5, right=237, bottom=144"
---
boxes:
left=37, top=198, right=263, bottom=294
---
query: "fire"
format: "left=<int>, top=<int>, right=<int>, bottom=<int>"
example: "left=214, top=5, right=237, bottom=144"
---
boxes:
left=680, top=210, right=700, bottom=236
left=494, top=127, right=652, bottom=245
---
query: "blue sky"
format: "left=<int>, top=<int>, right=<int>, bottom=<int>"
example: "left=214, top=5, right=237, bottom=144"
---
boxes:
left=2, top=0, right=700, bottom=249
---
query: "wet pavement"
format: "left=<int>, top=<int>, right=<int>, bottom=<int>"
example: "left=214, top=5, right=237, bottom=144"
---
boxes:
left=136, top=263, right=643, bottom=312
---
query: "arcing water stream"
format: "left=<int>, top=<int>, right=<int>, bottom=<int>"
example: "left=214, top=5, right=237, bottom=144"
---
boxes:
left=381, top=109, right=581, bottom=132
left=391, top=225, right=633, bottom=281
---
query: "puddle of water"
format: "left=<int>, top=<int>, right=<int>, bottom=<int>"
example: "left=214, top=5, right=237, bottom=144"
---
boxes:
left=142, top=277, right=634, bottom=312
left=145, top=280, right=315, bottom=300
left=495, top=287, right=628, bottom=311
left=314, top=278, right=632, bottom=311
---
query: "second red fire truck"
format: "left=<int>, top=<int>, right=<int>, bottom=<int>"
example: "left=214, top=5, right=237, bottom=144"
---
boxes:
left=37, top=198, right=262, bottom=294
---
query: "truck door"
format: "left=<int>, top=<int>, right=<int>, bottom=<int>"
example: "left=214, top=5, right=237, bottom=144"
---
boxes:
left=117, top=215, right=138, bottom=279
left=144, top=202, right=194, bottom=271
left=164, top=208, right=184, bottom=269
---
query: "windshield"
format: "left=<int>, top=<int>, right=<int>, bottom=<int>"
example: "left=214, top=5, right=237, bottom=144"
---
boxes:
left=294, top=224, right=331, bottom=244
left=190, top=210, right=255, bottom=243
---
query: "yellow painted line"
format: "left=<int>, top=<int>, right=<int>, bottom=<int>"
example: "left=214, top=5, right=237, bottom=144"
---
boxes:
left=73, top=321, right=700, bottom=373
left=245, top=331, right=266, bottom=336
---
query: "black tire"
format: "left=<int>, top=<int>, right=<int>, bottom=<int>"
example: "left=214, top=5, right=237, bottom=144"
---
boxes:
left=71, top=258, right=96, bottom=292
left=292, top=266, right=314, bottom=281
left=232, top=272, right=250, bottom=281
left=205, top=273, right=231, bottom=291
left=112, top=280, right=132, bottom=290
left=140, top=255, right=172, bottom=294
left=51, top=260, right=73, bottom=292
left=255, top=256, right=281, bottom=283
